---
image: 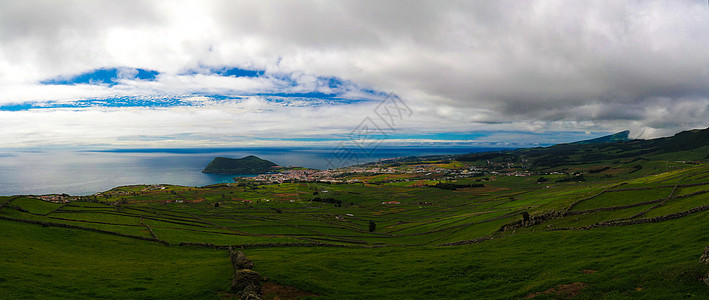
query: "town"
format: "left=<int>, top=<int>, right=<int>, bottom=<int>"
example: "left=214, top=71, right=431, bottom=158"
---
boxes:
left=236, top=157, right=535, bottom=185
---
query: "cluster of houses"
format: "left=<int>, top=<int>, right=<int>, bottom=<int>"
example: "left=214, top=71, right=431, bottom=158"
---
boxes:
left=35, top=194, right=77, bottom=203
left=242, top=164, right=471, bottom=184
left=241, top=168, right=365, bottom=184
left=242, top=169, right=335, bottom=183
left=140, top=184, right=166, bottom=192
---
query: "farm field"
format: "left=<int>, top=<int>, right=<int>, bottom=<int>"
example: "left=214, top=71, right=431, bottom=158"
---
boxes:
left=6, top=1, right=709, bottom=298
left=2, top=157, right=709, bottom=299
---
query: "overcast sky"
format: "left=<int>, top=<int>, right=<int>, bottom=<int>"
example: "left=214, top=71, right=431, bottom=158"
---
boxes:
left=1, top=0, right=709, bottom=149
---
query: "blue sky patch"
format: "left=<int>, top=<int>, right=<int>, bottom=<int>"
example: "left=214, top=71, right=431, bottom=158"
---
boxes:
left=38, top=64, right=385, bottom=101
left=23, top=65, right=390, bottom=112
left=216, top=67, right=262, bottom=77
left=40, top=67, right=159, bottom=86
left=0, top=94, right=365, bottom=111
left=0, top=103, right=35, bottom=111
left=0, top=97, right=186, bottom=111
left=259, top=91, right=336, bottom=99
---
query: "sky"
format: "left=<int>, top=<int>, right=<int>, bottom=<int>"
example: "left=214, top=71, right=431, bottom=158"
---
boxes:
left=1, top=0, right=709, bottom=150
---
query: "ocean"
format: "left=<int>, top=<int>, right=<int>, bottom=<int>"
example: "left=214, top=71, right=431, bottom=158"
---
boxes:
left=0, top=147, right=506, bottom=196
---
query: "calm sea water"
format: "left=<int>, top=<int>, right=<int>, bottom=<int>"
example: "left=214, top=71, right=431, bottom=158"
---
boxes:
left=0, top=147, right=504, bottom=196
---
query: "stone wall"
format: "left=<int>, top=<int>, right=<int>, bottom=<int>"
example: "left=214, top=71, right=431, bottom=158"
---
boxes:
left=498, top=210, right=565, bottom=232
left=0, top=196, right=22, bottom=209
left=659, top=182, right=709, bottom=189
left=0, top=215, right=169, bottom=246
left=178, top=242, right=216, bottom=248
left=552, top=204, right=709, bottom=231
left=605, top=187, right=652, bottom=192
left=439, top=235, right=500, bottom=246
left=566, top=191, right=606, bottom=211
left=229, top=247, right=262, bottom=300
left=177, top=242, right=387, bottom=250
left=564, top=198, right=664, bottom=216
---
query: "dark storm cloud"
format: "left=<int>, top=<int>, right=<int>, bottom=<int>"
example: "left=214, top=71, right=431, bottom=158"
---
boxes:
left=0, top=0, right=162, bottom=79
left=1, top=0, right=708, bottom=147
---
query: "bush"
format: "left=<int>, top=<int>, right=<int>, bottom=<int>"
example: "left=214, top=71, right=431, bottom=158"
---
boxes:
left=310, top=197, right=342, bottom=206
left=428, top=182, right=485, bottom=190
left=588, top=166, right=611, bottom=174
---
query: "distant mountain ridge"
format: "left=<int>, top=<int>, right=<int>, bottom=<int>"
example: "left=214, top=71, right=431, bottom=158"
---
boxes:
left=202, top=155, right=278, bottom=174
left=570, top=130, right=631, bottom=145
left=458, top=127, right=709, bottom=168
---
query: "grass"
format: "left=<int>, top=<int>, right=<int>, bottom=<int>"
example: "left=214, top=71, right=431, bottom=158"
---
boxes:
left=150, top=227, right=302, bottom=245
left=547, top=204, right=656, bottom=228
left=0, top=219, right=231, bottom=299
left=644, top=192, right=709, bottom=218
left=571, top=188, right=673, bottom=211
left=246, top=211, right=709, bottom=299
left=9, top=197, right=62, bottom=215
left=2, top=159, right=709, bottom=298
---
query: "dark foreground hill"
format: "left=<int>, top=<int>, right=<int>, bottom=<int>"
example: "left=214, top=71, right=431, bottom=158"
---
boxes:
left=202, top=155, right=278, bottom=174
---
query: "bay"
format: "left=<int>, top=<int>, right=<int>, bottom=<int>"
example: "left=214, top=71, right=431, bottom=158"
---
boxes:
left=0, top=147, right=504, bottom=196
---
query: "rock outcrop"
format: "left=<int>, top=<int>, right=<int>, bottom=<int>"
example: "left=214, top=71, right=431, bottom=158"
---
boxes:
left=696, top=246, right=709, bottom=287
left=232, top=250, right=255, bottom=269
left=229, top=247, right=262, bottom=300
left=700, top=246, right=709, bottom=264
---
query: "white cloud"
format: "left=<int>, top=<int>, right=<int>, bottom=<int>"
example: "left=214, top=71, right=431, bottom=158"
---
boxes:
left=1, top=0, right=709, bottom=148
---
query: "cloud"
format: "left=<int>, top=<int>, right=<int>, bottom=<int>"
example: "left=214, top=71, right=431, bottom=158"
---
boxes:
left=1, top=0, right=709, bottom=149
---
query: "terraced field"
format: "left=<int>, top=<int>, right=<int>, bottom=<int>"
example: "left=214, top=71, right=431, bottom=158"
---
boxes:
left=2, top=163, right=709, bottom=298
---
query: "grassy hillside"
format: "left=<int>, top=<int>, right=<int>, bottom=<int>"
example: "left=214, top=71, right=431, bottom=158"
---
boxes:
left=202, top=155, right=278, bottom=174
left=0, top=219, right=231, bottom=299
left=458, top=126, right=709, bottom=168
left=3, top=128, right=709, bottom=298
left=570, top=130, right=631, bottom=145
left=2, top=157, right=709, bottom=298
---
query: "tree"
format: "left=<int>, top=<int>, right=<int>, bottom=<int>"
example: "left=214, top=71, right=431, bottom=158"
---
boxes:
left=368, top=220, right=377, bottom=232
